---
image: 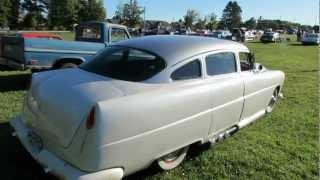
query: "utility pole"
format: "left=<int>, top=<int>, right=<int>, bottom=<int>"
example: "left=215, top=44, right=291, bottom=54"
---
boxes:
left=143, top=6, right=146, bottom=32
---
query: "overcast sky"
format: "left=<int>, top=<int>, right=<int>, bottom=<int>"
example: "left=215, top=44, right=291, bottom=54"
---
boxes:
left=104, top=0, right=319, bottom=25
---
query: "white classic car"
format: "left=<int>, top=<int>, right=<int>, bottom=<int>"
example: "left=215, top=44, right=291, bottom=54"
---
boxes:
left=11, top=35, right=285, bottom=180
left=302, top=33, right=320, bottom=45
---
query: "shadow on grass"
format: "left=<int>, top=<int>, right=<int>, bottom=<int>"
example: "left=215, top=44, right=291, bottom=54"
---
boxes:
left=0, top=122, right=57, bottom=180
left=289, top=43, right=318, bottom=46
left=0, top=73, right=30, bottom=92
left=2, top=120, right=213, bottom=180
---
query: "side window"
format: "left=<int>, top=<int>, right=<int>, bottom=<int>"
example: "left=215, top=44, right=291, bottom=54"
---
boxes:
left=239, top=52, right=251, bottom=71
left=111, top=28, right=129, bottom=42
left=171, top=60, right=202, bottom=81
left=206, top=52, right=237, bottom=76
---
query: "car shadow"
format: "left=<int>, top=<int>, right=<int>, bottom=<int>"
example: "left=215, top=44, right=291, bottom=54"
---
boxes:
left=289, top=43, right=318, bottom=46
left=0, top=73, right=30, bottom=92
left=0, top=122, right=57, bottom=180
left=2, top=121, right=213, bottom=180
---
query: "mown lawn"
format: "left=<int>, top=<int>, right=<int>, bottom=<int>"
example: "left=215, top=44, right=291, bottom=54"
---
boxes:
left=0, top=39, right=318, bottom=179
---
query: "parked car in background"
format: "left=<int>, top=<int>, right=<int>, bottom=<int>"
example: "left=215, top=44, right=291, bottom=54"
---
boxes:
left=0, top=32, right=63, bottom=66
left=301, top=33, right=320, bottom=45
left=11, top=35, right=285, bottom=180
left=211, top=30, right=232, bottom=39
left=227, top=28, right=245, bottom=42
left=244, top=31, right=256, bottom=41
left=0, top=22, right=130, bottom=71
left=260, top=32, right=281, bottom=43
left=287, top=28, right=297, bottom=34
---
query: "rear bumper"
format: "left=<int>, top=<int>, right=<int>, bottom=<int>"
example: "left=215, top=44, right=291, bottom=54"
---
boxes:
left=10, top=117, right=124, bottom=180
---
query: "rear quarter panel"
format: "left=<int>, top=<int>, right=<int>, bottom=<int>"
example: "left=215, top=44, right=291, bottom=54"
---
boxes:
left=82, top=80, right=214, bottom=174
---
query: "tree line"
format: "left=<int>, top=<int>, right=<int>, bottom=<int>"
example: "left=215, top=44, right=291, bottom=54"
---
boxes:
left=0, top=0, right=317, bottom=31
left=0, top=0, right=106, bottom=30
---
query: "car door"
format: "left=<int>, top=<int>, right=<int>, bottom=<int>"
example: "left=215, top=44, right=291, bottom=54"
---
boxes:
left=205, top=51, right=245, bottom=135
left=238, top=52, right=271, bottom=120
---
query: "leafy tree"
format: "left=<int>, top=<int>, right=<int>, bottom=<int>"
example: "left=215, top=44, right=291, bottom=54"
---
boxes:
left=194, top=17, right=207, bottom=30
left=221, top=1, right=242, bottom=30
left=244, top=17, right=257, bottom=29
left=0, top=0, right=11, bottom=27
left=184, top=9, right=199, bottom=29
left=78, top=0, right=106, bottom=22
left=205, top=13, right=218, bottom=30
left=21, top=0, right=48, bottom=29
left=256, top=18, right=301, bottom=30
left=113, top=0, right=144, bottom=28
left=8, top=0, right=21, bottom=29
left=48, top=0, right=77, bottom=30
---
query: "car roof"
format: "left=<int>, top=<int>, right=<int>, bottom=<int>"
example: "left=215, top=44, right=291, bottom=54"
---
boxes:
left=115, top=35, right=249, bottom=66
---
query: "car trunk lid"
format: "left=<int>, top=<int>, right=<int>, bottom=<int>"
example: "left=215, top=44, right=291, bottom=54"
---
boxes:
left=23, top=69, right=124, bottom=148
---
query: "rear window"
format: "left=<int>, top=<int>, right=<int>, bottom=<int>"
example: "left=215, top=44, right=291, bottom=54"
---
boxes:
left=171, top=60, right=202, bottom=81
left=80, top=47, right=166, bottom=82
left=76, top=24, right=102, bottom=42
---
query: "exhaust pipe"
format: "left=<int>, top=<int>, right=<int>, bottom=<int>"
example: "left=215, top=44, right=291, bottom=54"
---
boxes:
left=210, top=126, right=239, bottom=144
left=44, top=168, right=51, bottom=174
left=225, top=126, right=238, bottom=137
left=11, top=132, right=17, bottom=137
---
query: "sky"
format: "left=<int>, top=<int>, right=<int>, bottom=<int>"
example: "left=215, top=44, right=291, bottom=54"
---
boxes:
left=103, top=0, right=319, bottom=25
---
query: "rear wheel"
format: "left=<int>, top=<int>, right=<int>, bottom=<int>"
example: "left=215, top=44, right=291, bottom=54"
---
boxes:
left=266, top=88, right=279, bottom=113
left=157, top=146, right=189, bottom=170
left=60, top=63, right=78, bottom=69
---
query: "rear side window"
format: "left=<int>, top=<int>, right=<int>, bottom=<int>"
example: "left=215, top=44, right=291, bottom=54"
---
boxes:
left=171, top=60, right=202, bottom=81
left=80, top=47, right=165, bottom=82
left=111, top=28, right=129, bottom=42
left=206, top=52, right=237, bottom=76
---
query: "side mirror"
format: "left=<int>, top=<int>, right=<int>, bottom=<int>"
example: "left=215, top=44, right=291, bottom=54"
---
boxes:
left=254, top=63, right=263, bottom=71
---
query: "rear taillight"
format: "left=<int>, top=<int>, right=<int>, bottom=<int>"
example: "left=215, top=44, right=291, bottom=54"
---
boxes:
left=86, top=107, right=95, bottom=130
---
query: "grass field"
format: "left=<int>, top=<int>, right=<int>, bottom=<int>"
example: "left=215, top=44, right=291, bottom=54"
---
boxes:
left=0, top=36, right=318, bottom=179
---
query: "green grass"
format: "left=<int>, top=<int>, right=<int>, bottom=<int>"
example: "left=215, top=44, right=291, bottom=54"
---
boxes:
left=55, top=31, right=75, bottom=41
left=0, top=40, right=318, bottom=179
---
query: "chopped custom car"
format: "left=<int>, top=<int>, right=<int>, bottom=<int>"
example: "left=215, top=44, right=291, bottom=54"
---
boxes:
left=11, top=35, right=285, bottom=180
left=0, top=22, right=130, bottom=71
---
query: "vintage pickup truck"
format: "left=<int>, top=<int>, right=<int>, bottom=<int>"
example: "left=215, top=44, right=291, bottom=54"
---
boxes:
left=0, top=22, right=130, bottom=71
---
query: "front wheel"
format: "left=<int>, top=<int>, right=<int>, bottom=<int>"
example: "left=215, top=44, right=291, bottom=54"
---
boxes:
left=157, top=146, right=189, bottom=170
left=266, top=89, right=279, bottom=113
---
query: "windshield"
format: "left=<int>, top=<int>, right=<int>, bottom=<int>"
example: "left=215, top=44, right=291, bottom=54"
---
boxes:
left=80, top=46, right=166, bottom=82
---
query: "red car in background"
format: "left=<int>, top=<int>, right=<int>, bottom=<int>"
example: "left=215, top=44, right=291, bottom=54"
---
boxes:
left=19, top=32, right=63, bottom=40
